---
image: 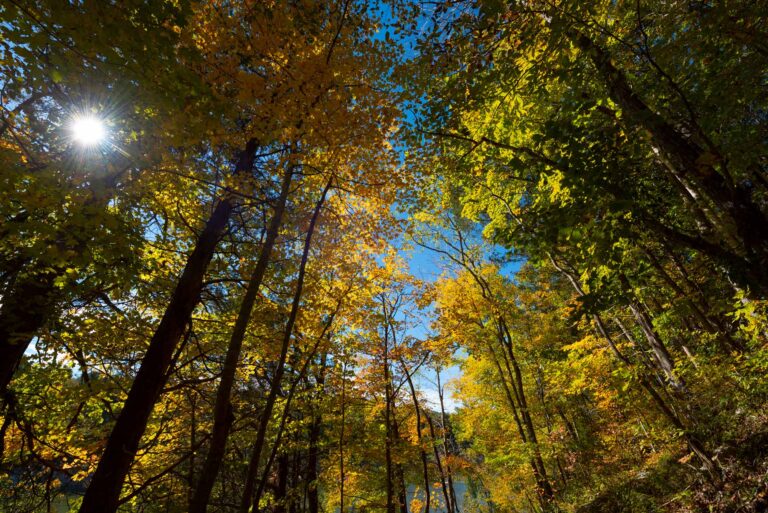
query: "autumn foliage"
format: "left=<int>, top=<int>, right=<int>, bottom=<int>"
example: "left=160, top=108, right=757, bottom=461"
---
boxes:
left=1, top=1, right=767, bottom=513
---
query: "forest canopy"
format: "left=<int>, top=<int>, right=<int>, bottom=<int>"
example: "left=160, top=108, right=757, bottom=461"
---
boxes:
left=0, top=1, right=767, bottom=512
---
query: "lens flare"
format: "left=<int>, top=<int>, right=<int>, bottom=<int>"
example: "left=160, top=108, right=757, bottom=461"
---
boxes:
left=71, top=115, right=106, bottom=146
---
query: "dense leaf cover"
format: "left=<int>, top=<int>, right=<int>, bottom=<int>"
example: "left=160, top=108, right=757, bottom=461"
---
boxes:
left=0, top=1, right=766, bottom=512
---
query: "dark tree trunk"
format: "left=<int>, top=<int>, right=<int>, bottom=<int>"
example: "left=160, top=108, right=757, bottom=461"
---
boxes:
left=399, top=356, right=430, bottom=513
left=307, top=408, right=322, bottom=513
left=187, top=391, right=197, bottom=510
left=0, top=270, right=58, bottom=399
left=307, top=354, right=328, bottom=513
left=189, top=167, right=293, bottom=513
left=79, top=140, right=258, bottom=513
left=436, top=370, right=460, bottom=513
left=424, top=412, right=453, bottom=513
left=0, top=167, right=127, bottom=400
left=253, top=314, right=338, bottom=510
left=567, top=26, right=768, bottom=295
left=550, top=253, right=718, bottom=475
left=384, top=323, right=395, bottom=513
left=391, top=412, right=409, bottom=513
left=239, top=178, right=333, bottom=513
left=274, top=454, right=290, bottom=513
left=339, top=358, right=347, bottom=513
left=498, top=319, right=554, bottom=504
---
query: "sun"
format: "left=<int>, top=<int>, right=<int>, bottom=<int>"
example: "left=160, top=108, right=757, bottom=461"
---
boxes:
left=71, top=115, right=107, bottom=146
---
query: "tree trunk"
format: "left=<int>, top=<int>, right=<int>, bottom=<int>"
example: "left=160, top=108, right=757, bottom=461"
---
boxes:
left=424, top=411, right=453, bottom=513
left=486, top=338, right=550, bottom=506
left=549, top=253, right=718, bottom=475
left=79, top=140, right=258, bottom=513
left=253, top=299, right=342, bottom=511
left=239, top=178, right=333, bottom=513
left=436, top=370, right=460, bottom=513
left=567, top=26, right=768, bottom=295
left=339, top=358, right=347, bottom=513
left=0, top=270, right=58, bottom=399
left=384, top=318, right=396, bottom=513
left=627, top=301, right=681, bottom=386
left=189, top=166, right=293, bottom=513
left=498, top=320, right=554, bottom=504
left=392, top=412, right=409, bottom=513
left=307, top=354, right=328, bottom=513
left=274, top=454, right=289, bottom=513
left=399, top=356, right=430, bottom=513
left=0, top=168, right=122, bottom=400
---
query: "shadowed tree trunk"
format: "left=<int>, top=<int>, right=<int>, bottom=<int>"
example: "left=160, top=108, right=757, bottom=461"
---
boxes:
left=239, top=177, right=333, bottom=513
left=549, top=253, right=718, bottom=475
left=498, top=320, right=554, bottom=506
left=339, top=356, right=348, bottom=513
left=392, top=412, right=409, bottom=513
left=383, top=314, right=396, bottom=513
left=399, top=356, right=431, bottom=513
left=274, top=454, right=290, bottom=513
left=425, top=410, right=454, bottom=513
left=254, top=312, right=340, bottom=510
left=307, top=353, right=328, bottom=513
left=565, top=24, right=768, bottom=295
left=436, top=370, right=461, bottom=513
left=79, top=140, right=259, bottom=513
left=189, top=166, right=293, bottom=513
left=0, top=271, right=58, bottom=399
left=0, top=168, right=123, bottom=401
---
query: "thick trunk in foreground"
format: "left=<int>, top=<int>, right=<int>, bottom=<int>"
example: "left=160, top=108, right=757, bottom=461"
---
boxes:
left=0, top=270, right=58, bottom=399
left=79, top=140, right=258, bottom=513
left=1, top=172, right=120, bottom=400
left=189, top=167, right=293, bottom=513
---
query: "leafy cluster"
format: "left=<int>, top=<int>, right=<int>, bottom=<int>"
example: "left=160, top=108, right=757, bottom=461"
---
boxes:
left=1, top=1, right=767, bottom=513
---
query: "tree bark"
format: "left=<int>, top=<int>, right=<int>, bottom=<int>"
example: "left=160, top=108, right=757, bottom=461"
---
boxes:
left=189, top=166, right=293, bottom=513
left=239, top=178, right=333, bottom=513
left=0, top=168, right=122, bottom=400
left=0, top=270, right=58, bottom=399
left=498, top=319, right=554, bottom=504
left=383, top=315, right=396, bottom=513
left=486, top=336, right=552, bottom=506
left=274, top=454, right=289, bottom=513
left=567, top=25, right=768, bottom=295
left=339, top=357, right=347, bottom=513
left=424, top=411, right=453, bottom=513
left=436, top=370, right=460, bottom=513
left=399, top=356, right=430, bottom=513
left=79, top=140, right=258, bottom=513
left=307, top=353, right=328, bottom=513
left=392, top=412, right=409, bottom=513
left=254, top=321, right=336, bottom=511
left=549, top=252, right=718, bottom=475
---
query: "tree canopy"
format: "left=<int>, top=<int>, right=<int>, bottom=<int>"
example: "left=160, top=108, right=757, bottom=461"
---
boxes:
left=1, top=1, right=767, bottom=512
